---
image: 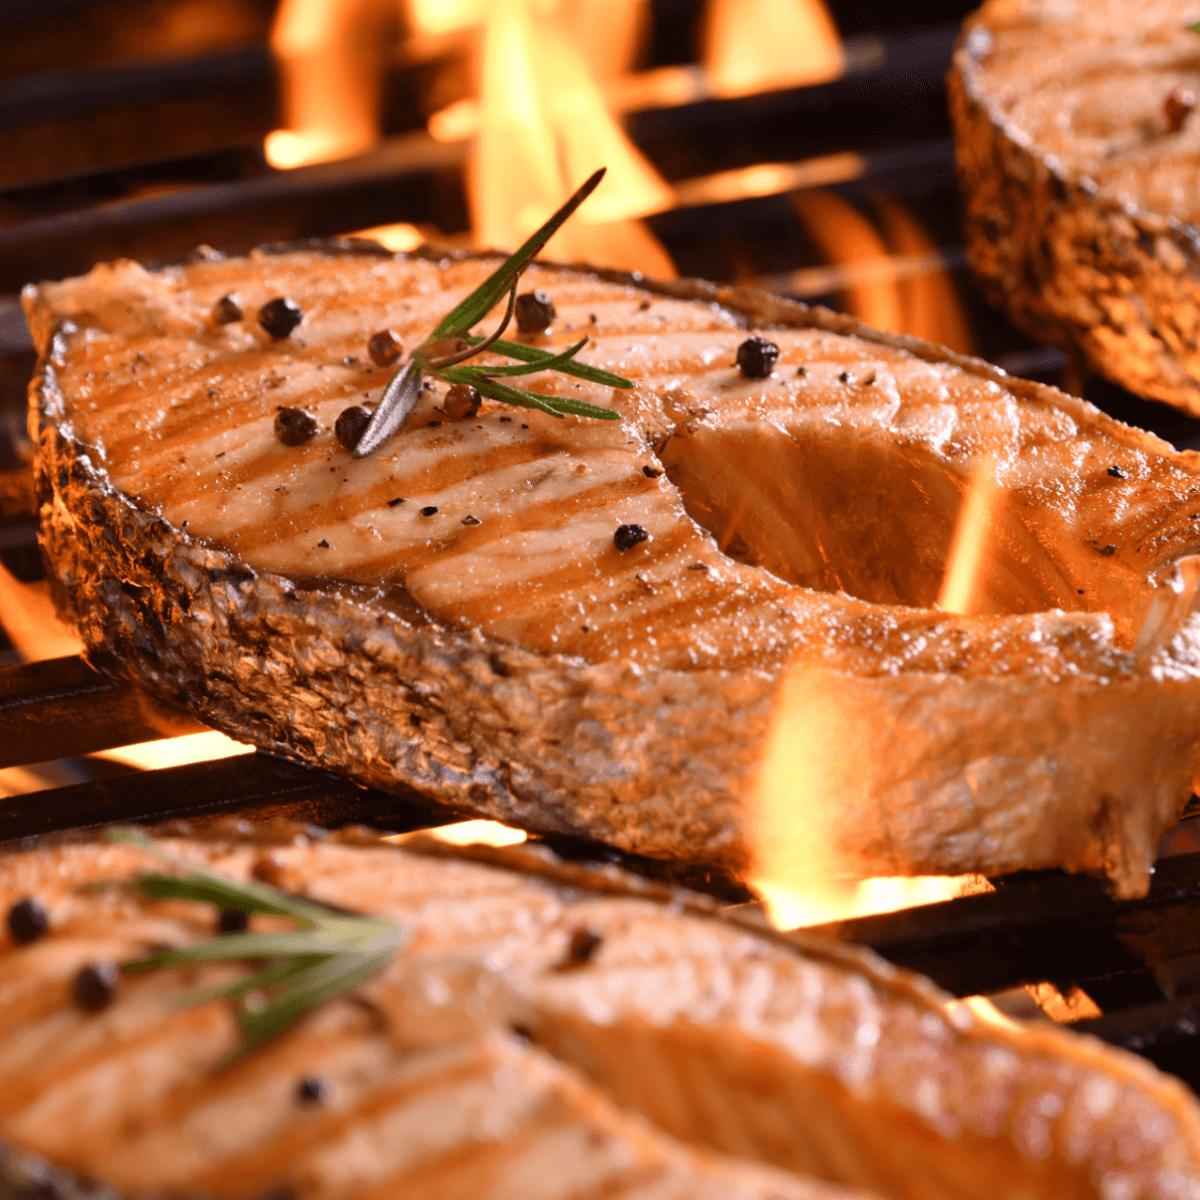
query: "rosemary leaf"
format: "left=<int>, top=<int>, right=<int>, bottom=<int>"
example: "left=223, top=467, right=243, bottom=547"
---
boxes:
left=438, top=368, right=620, bottom=421
left=176, top=956, right=322, bottom=1007
left=466, top=337, right=634, bottom=389
left=457, top=338, right=590, bottom=378
left=105, top=828, right=409, bottom=1067
left=222, top=944, right=398, bottom=1068
left=433, top=168, right=607, bottom=339
left=124, top=928, right=366, bottom=970
left=354, top=359, right=423, bottom=460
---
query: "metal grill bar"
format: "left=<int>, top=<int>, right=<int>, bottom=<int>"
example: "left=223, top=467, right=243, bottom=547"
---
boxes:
left=0, top=654, right=207, bottom=767
left=0, top=748, right=456, bottom=842
left=810, top=855, right=1200, bottom=999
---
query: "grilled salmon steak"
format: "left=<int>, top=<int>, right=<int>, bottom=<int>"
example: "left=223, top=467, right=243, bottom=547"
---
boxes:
left=1, top=824, right=1199, bottom=1200
left=950, top=0, right=1200, bottom=412
left=23, top=243, right=1200, bottom=896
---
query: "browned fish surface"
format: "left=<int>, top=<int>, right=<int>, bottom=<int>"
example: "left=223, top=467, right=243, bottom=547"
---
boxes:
left=951, top=0, right=1200, bottom=412
left=23, top=244, right=1200, bottom=894
left=1, top=826, right=1199, bottom=1200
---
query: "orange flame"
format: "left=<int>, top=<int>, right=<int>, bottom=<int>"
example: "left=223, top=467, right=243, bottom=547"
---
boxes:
left=937, top=457, right=1002, bottom=616
left=472, top=0, right=675, bottom=276
left=748, top=664, right=969, bottom=929
left=792, top=190, right=903, bottom=334
left=704, top=0, right=844, bottom=98
left=791, top=191, right=974, bottom=355
left=0, top=560, right=82, bottom=663
left=874, top=195, right=974, bottom=355
left=386, top=819, right=528, bottom=847
left=267, top=0, right=387, bottom=167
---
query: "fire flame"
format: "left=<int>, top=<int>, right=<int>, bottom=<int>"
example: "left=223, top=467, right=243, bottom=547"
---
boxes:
left=267, top=0, right=388, bottom=167
left=792, top=190, right=973, bottom=354
left=348, top=222, right=426, bottom=252
left=704, top=0, right=844, bottom=98
left=749, top=663, right=968, bottom=929
left=472, top=0, right=675, bottom=275
left=387, top=819, right=528, bottom=847
left=0, top=560, right=82, bottom=662
left=937, top=457, right=1003, bottom=616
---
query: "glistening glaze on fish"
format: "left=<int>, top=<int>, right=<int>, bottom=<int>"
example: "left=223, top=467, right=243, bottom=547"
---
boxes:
left=1, top=823, right=1198, bottom=1199
left=23, top=241, right=1200, bottom=894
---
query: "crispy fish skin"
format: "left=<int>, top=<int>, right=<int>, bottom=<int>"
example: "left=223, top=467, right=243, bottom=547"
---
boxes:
left=23, top=243, right=1200, bottom=895
left=950, top=0, right=1200, bottom=413
left=0, top=824, right=1199, bottom=1200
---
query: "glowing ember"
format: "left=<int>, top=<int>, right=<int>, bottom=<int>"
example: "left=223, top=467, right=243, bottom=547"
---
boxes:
left=98, top=731, right=255, bottom=772
left=704, top=0, right=844, bottom=98
left=756, top=873, right=961, bottom=929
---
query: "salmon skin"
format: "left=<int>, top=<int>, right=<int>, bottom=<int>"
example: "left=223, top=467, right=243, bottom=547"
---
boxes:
left=1, top=823, right=1199, bottom=1200
left=22, top=241, right=1200, bottom=895
left=951, top=0, right=1200, bottom=413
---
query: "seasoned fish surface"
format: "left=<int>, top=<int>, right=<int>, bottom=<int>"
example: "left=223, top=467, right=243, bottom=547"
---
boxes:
left=0, top=828, right=1198, bottom=1200
left=23, top=245, right=1200, bottom=893
left=951, top=0, right=1200, bottom=411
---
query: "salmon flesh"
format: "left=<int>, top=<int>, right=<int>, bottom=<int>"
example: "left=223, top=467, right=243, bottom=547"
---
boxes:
left=951, top=0, right=1200, bottom=413
left=0, top=825, right=1198, bottom=1199
left=23, top=243, right=1200, bottom=895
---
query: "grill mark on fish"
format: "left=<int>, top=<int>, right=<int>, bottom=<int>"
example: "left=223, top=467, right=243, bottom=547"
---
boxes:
left=1, top=833, right=1199, bottom=1200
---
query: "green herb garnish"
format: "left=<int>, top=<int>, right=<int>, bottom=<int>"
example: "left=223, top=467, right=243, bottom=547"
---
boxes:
left=355, top=167, right=633, bottom=458
left=109, top=828, right=408, bottom=1068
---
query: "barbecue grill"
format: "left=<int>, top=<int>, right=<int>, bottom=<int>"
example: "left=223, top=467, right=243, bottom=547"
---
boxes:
left=6, top=0, right=1200, bottom=1102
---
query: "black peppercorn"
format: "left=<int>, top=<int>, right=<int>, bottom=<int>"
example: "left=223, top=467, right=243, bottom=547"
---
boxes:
left=1108, top=465, right=1127, bottom=479
left=421, top=505, right=439, bottom=517
left=642, top=465, right=662, bottom=479
left=218, top=908, right=249, bottom=934
left=613, top=523, right=649, bottom=551
left=367, top=329, right=403, bottom=367
left=515, top=290, right=556, bottom=333
left=7, top=898, right=48, bottom=944
left=275, top=407, right=317, bottom=446
left=259, top=297, right=303, bottom=340
left=213, top=294, right=243, bottom=325
left=736, top=335, right=779, bottom=379
left=73, top=961, right=119, bottom=1012
left=297, top=1075, right=330, bottom=1104
left=1166, top=85, right=1196, bottom=133
left=335, top=405, right=372, bottom=451
left=444, top=383, right=482, bottom=419
left=562, top=926, right=603, bottom=967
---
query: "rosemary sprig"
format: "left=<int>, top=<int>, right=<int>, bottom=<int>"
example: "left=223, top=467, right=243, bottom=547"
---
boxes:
left=355, top=167, right=634, bottom=458
left=108, top=829, right=408, bottom=1068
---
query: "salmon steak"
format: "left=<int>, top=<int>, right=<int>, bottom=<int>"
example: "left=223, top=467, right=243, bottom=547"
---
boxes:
left=22, top=242, right=1200, bottom=896
left=950, top=0, right=1200, bottom=413
left=1, top=822, right=1199, bottom=1200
